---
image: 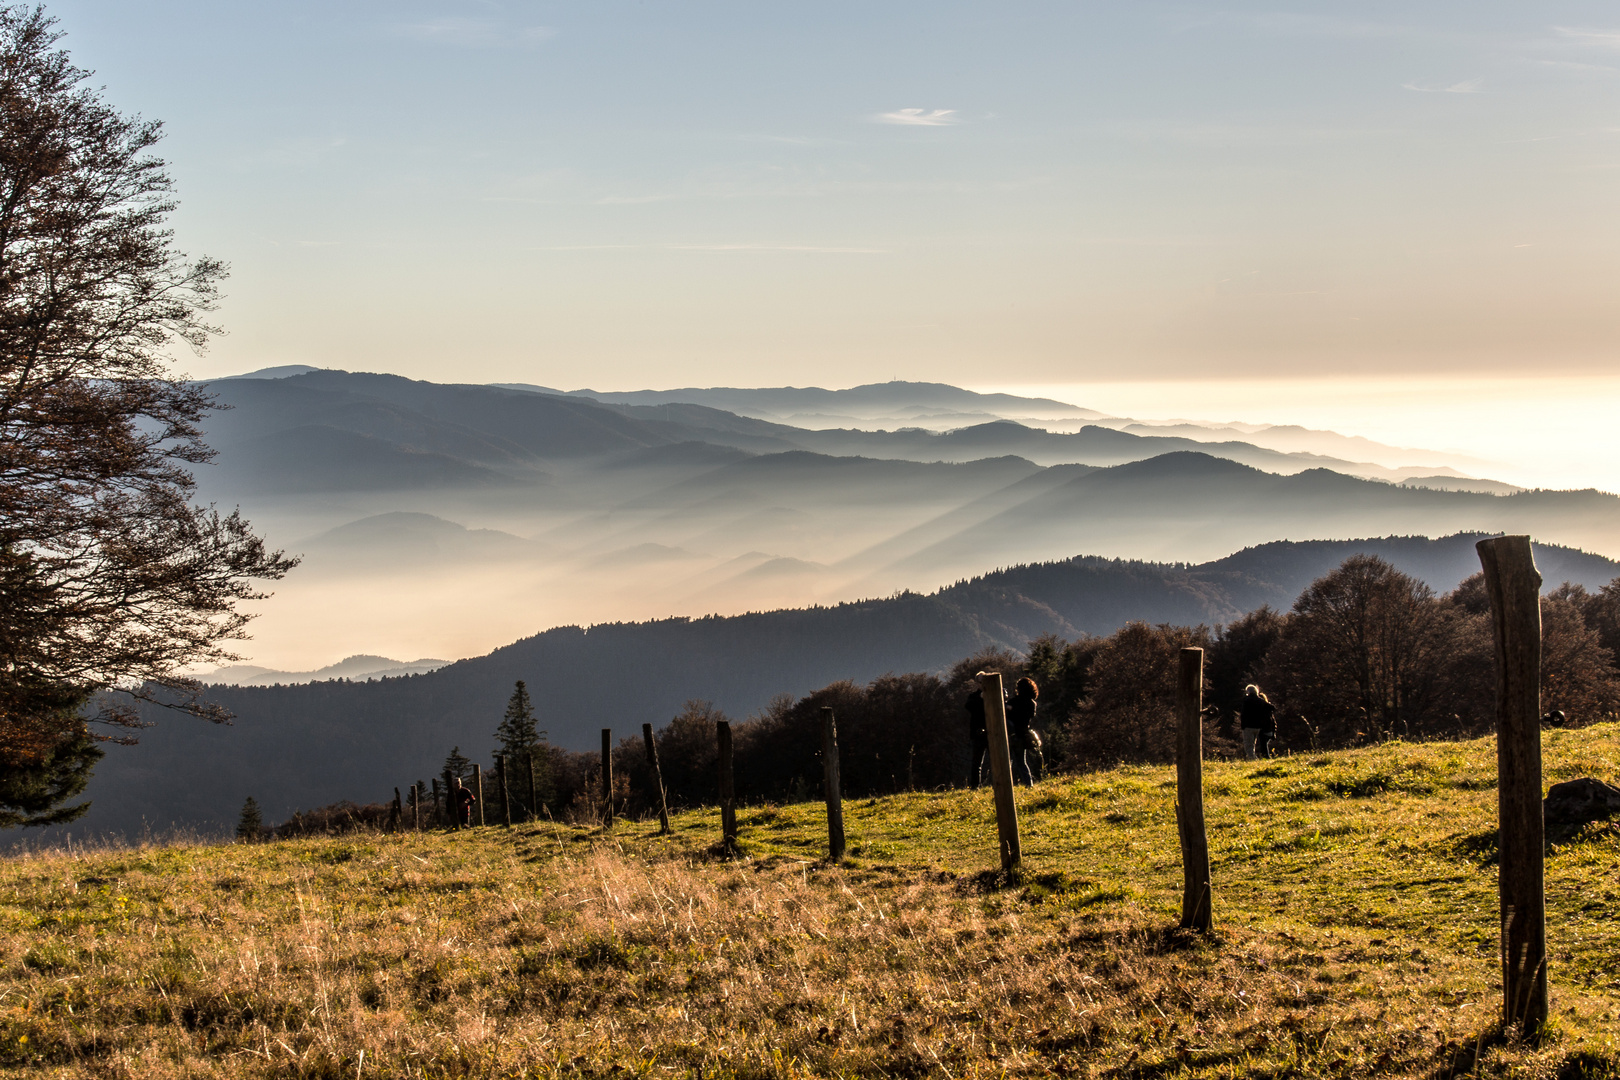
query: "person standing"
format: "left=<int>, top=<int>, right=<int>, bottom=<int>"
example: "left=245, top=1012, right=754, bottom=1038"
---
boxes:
left=450, top=775, right=477, bottom=827
left=1006, top=677, right=1041, bottom=787
left=1239, top=684, right=1277, bottom=760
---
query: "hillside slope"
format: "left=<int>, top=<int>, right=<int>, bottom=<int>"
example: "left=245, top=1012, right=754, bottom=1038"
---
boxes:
left=44, top=533, right=1620, bottom=840
left=4, top=730, right=1616, bottom=1078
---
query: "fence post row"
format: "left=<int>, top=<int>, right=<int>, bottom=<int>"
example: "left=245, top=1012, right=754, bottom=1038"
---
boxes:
left=496, top=754, right=512, bottom=828
left=717, top=720, right=737, bottom=851
left=1175, top=647, right=1213, bottom=932
left=643, top=722, right=672, bottom=835
left=601, top=728, right=615, bottom=828
left=979, top=671, right=1022, bottom=871
left=1477, top=534, right=1549, bottom=1033
left=821, top=706, right=845, bottom=861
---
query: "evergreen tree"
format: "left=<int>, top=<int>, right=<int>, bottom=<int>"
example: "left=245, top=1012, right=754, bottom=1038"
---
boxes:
left=493, top=680, right=547, bottom=758
left=442, top=745, right=471, bottom=779
left=235, top=797, right=262, bottom=841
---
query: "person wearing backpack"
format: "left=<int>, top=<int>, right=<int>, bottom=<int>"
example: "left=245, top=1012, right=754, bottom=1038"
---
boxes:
left=1006, top=677, right=1041, bottom=786
left=1239, top=684, right=1277, bottom=760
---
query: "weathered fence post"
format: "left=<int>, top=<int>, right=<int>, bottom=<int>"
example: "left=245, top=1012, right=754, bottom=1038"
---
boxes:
left=441, top=772, right=457, bottom=830
left=979, top=671, right=1022, bottom=871
left=1477, top=534, right=1548, bottom=1034
left=527, top=752, right=538, bottom=822
left=432, top=777, right=442, bottom=827
left=473, top=764, right=486, bottom=827
left=718, top=720, right=737, bottom=851
left=601, top=728, right=615, bottom=828
left=390, top=787, right=402, bottom=832
left=411, top=783, right=420, bottom=830
left=496, top=754, right=512, bottom=828
left=1176, top=647, right=1213, bottom=932
left=643, top=722, right=671, bottom=835
left=822, top=707, right=846, bottom=861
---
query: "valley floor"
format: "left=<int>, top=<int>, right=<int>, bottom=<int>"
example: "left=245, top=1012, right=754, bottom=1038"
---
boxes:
left=1, top=729, right=1618, bottom=1078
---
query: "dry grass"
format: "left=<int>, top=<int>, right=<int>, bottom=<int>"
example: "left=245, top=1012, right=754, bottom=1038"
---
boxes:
left=0, top=727, right=1617, bottom=1078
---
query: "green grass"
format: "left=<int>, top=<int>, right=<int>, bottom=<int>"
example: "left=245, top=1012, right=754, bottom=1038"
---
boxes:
left=0, top=726, right=1616, bottom=1078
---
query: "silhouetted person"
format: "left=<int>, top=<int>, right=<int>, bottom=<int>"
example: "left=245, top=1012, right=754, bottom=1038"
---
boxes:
left=966, top=688, right=989, bottom=788
left=1239, top=684, right=1277, bottom=760
left=1007, top=677, right=1041, bottom=786
left=451, top=775, right=476, bottom=827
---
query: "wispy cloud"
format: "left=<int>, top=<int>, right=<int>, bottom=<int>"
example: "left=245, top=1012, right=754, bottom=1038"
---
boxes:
left=1402, top=79, right=1484, bottom=93
left=393, top=19, right=555, bottom=48
left=1553, top=26, right=1620, bottom=49
left=872, top=108, right=960, bottom=127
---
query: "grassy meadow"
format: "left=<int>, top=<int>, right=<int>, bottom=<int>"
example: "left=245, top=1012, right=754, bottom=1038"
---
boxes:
left=1, top=726, right=1618, bottom=1079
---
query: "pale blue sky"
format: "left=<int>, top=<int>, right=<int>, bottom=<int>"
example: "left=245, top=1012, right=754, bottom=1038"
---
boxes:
left=43, top=1, right=1620, bottom=388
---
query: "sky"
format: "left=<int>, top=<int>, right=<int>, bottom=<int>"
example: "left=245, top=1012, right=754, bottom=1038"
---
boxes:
left=41, top=1, right=1620, bottom=399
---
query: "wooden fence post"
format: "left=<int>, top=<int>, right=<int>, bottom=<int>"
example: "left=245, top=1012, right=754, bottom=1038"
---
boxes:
left=822, top=707, right=845, bottom=861
left=718, top=720, right=737, bottom=851
left=411, top=783, right=420, bottom=830
left=643, top=722, right=671, bottom=835
left=440, top=772, right=457, bottom=830
left=527, top=752, right=538, bottom=822
left=496, top=754, right=512, bottom=828
left=979, top=671, right=1021, bottom=871
left=601, top=728, right=615, bottom=828
left=473, top=764, right=486, bottom=827
left=1176, top=647, right=1213, bottom=932
left=1477, top=534, right=1548, bottom=1034
left=432, top=777, right=442, bottom=828
left=390, top=787, right=402, bottom=832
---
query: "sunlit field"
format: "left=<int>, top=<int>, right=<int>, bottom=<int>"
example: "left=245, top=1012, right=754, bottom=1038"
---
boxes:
left=2, top=727, right=1617, bottom=1078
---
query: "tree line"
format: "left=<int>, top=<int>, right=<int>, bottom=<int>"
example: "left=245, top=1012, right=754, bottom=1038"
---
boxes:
left=261, top=553, right=1620, bottom=835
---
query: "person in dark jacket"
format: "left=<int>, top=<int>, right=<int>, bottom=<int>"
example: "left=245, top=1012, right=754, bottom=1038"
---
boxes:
left=1239, top=684, right=1277, bottom=760
left=966, top=688, right=989, bottom=788
left=1006, top=677, right=1041, bottom=786
left=450, top=775, right=477, bottom=826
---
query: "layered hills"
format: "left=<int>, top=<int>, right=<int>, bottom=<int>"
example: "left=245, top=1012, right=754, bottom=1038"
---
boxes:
left=49, top=532, right=1620, bottom=842
left=185, top=371, right=1620, bottom=671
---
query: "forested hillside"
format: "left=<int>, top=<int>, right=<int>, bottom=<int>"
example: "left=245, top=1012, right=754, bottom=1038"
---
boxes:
left=37, top=532, right=1618, bottom=843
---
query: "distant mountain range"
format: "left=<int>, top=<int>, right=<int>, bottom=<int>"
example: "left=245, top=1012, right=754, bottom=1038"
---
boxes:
left=201, top=654, right=450, bottom=687
left=37, top=532, right=1618, bottom=846
left=178, top=369, right=1618, bottom=674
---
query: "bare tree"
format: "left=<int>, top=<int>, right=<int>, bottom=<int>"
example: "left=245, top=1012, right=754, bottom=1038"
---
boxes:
left=0, top=5, right=294, bottom=823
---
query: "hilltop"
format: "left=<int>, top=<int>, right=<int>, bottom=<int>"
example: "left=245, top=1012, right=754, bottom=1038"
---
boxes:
left=3, top=728, right=1616, bottom=1078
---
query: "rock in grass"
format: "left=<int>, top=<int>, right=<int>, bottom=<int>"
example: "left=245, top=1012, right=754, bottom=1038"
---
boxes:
left=1543, top=777, right=1620, bottom=827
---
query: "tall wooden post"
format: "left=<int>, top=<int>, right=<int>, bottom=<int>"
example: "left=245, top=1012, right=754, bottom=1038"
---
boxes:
left=527, top=752, right=538, bottom=822
left=717, top=720, right=737, bottom=851
left=1176, top=647, right=1213, bottom=931
left=496, top=754, right=512, bottom=828
left=411, top=783, right=420, bottom=830
left=473, top=764, right=486, bottom=827
left=979, top=671, right=1021, bottom=871
left=442, top=771, right=458, bottom=830
left=390, top=787, right=402, bottom=832
left=821, top=707, right=846, bottom=861
left=1477, top=535, right=1548, bottom=1033
left=643, top=723, right=671, bottom=835
left=601, top=728, right=615, bottom=828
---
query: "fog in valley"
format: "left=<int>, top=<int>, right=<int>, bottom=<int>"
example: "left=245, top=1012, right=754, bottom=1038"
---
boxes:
left=191, top=369, right=1620, bottom=676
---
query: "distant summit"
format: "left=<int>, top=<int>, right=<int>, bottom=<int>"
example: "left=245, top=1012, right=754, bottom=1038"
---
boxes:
left=218, top=364, right=325, bottom=380
left=200, top=654, right=450, bottom=686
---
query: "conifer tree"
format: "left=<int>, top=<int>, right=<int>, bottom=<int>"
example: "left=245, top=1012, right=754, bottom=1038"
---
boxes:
left=493, top=681, right=552, bottom=817
left=442, top=746, right=471, bottom=779
left=235, top=797, right=262, bottom=841
left=493, top=680, right=547, bottom=758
